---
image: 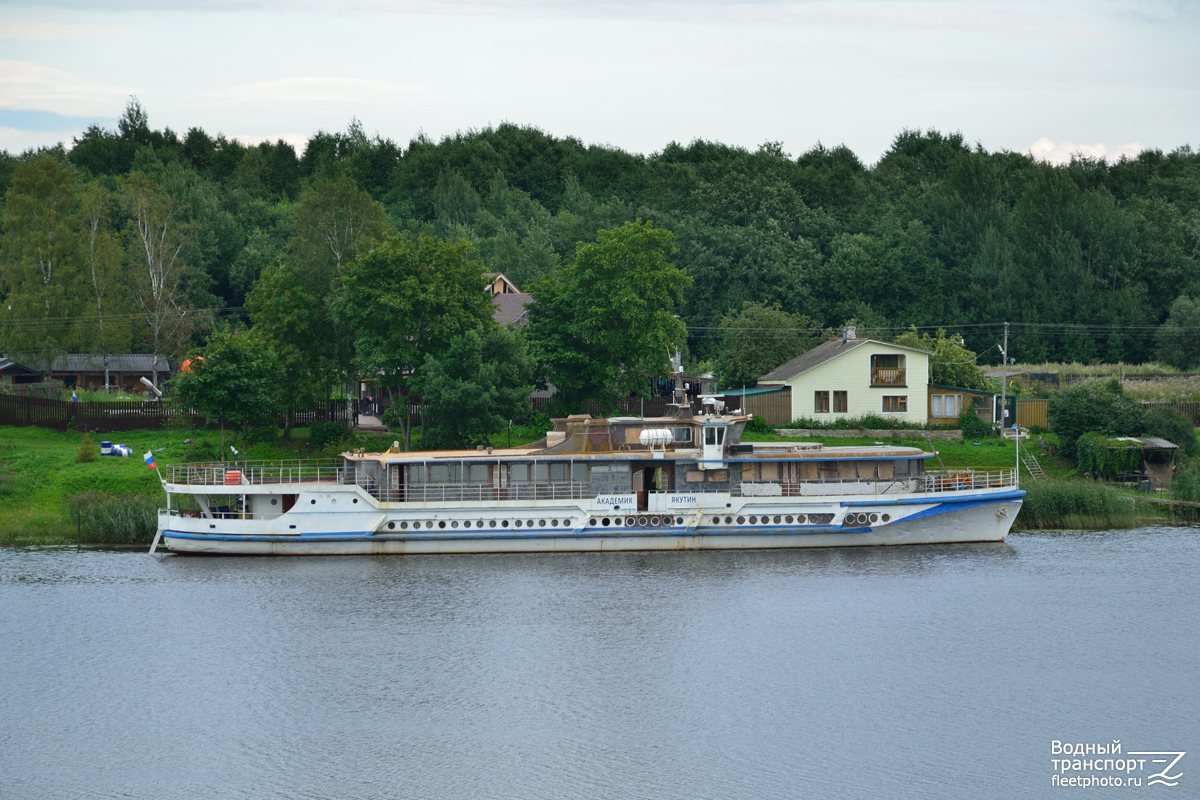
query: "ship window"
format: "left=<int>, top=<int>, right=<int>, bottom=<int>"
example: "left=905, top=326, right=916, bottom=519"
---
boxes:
left=510, top=464, right=530, bottom=483
left=894, top=459, right=911, bottom=477
left=429, top=464, right=458, bottom=483
left=705, top=427, right=717, bottom=446
left=571, top=463, right=588, bottom=482
left=407, top=465, right=425, bottom=485
left=469, top=464, right=489, bottom=483
left=535, top=462, right=569, bottom=482
left=673, top=427, right=692, bottom=443
left=717, top=428, right=725, bottom=444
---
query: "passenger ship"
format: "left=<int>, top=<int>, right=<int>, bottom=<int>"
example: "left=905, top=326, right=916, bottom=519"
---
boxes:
left=153, top=408, right=1024, bottom=555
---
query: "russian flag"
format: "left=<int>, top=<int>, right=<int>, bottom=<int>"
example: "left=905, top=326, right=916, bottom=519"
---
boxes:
left=144, top=451, right=156, bottom=470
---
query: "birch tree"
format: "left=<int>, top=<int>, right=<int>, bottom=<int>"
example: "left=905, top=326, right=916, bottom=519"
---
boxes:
left=80, top=181, right=131, bottom=388
left=0, top=155, right=81, bottom=370
left=122, top=170, right=194, bottom=387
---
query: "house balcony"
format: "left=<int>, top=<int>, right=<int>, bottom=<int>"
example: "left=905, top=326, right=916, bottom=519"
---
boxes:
left=871, top=368, right=906, bottom=386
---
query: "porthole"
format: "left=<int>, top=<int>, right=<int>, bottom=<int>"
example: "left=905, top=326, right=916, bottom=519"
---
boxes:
left=773, top=515, right=781, bottom=524
left=712, top=517, right=721, bottom=524
left=490, top=520, right=498, bottom=527
left=387, top=521, right=395, bottom=530
left=451, top=521, right=459, bottom=529
left=551, top=519, right=558, bottom=527
left=539, top=519, right=546, bottom=527
left=310, top=499, right=317, bottom=505
left=438, top=521, right=446, bottom=529
left=271, top=498, right=278, bottom=506
left=737, top=516, right=745, bottom=524
left=477, top=520, right=484, bottom=528
left=725, top=516, right=733, bottom=524
left=882, top=514, right=891, bottom=522
left=795, top=515, right=805, bottom=524
left=869, top=513, right=878, bottom=523
left=785, top=515, right=793, bottom=523
left=590, top=518, right=597, bottom=526
left=401, top=521, right=409, bottom=530
left=331, top=499, right=336, bottom=505
left=503, top=520, right=510, bottom=528
left=624, top=516, right=634, bottom=526
left=602, top=517, right=611, bottom=526
left=516, top=520, right=523, bottom=528
left=352, top=498, right=358, bottom=504
left=675, top=517, right=684, bottom=525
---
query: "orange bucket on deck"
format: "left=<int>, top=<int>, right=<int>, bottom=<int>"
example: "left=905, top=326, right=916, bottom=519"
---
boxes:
left=225, top=470, right=242, bottom=486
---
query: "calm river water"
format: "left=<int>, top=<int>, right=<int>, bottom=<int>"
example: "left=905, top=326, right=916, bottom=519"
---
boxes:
left=2, top=528, right=1198, bottom=799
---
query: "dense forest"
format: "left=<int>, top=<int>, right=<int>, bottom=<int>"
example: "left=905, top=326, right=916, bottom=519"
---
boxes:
left=3, top=100, right=1200, bottom=393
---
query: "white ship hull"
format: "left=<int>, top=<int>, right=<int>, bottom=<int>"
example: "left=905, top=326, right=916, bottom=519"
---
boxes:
left=158, top=486, right=1022, bottom=556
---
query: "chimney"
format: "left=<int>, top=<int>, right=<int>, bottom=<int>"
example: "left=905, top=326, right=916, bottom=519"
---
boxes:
left=843, top=324, right=856, bottom=342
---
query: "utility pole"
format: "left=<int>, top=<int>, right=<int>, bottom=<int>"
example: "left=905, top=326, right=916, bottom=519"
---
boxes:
left=999, top=321, right=1009, bottom=434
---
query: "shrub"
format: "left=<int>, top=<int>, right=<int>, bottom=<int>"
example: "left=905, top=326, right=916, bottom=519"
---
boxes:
left=1142, top=406, right=1198, bottom=457
left=745, top=415, right=773, bottom=434
left=76, top=432, right=98, bottom=463
left=310, top=420, right=353, bottom=447
left=1074, top=433, right=1143, bottom=479
left=958, top=407, right=991, bottom=440
left=242, top=426, right=279, bottom=446
left=1047, top=379, right=1145, bottom=458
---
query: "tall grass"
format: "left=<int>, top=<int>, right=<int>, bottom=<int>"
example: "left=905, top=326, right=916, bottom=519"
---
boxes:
left=67, top=492, right=159, bottom=545
left=1015, top=479, right=1154, bottom=531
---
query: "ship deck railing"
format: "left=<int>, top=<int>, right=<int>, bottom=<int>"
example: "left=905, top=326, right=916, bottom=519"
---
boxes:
left=165, top=461, right=1017, bottom=503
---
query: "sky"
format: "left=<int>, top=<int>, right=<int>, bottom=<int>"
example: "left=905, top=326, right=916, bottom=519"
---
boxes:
left=0, top=0, right=1197, bottom=165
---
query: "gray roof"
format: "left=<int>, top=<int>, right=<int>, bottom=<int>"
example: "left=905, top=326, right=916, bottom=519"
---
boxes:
left=492, top=293, right=533, bottom=327
left=758, top=338, right=932, bottom=383
left=1115, top=436, right=1180, bottom=450
left=51, top=354, right=171, bottom=373
left=0, top=357, right=43, bottom=376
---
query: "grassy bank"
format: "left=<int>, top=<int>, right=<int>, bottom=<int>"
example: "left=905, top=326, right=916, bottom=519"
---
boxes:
left=1, top=424, right=1182, bottom=547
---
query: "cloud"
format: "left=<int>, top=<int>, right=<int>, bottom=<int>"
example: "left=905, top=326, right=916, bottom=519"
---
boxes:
left=0, top=60, right=133, bottom=115
left=0, top=19, right=134, bottom=40
left=1027, top=137, right=1144, bottom=164
left=213, top=76, right=415, bottom=107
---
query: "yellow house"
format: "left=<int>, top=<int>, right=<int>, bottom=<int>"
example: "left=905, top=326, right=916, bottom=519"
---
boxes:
left=757, top=327, right=932, bottom=424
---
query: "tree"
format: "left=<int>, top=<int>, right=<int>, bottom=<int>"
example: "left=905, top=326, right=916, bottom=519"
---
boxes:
left=329, top=232, right=494, bottom=449
left=421, top=325, right=534, bottom=449
left=170, top=326, right=284, bottom=454
left=287, top=171, right=392, bottom=414
left=0, top=155, right=81, bottom=370
left=1155, top=294, right=1200, bottom=370
left=246, top=261, right=331, bottom=433
left=526, top=220, right=691, bottom=410
left=716, top=301, right=823, bottom=388
left=79, top=180, right=132, bottom=387
left=122, top=169, right=196, bottom=387
left=893, top=327, right=988, bottom=390
left=1047, top=379, right=1146, bottom=459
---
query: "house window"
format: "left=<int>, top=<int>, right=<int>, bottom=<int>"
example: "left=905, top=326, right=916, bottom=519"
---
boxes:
left=932, top=394, right=961, bottom=418
left=814, top=391, right=830, bottom=413
left=882, top=396, right=907, bottom=413
left=834, top=391, right=847, bottom=413
left=871, top=354, right=906, bottom=386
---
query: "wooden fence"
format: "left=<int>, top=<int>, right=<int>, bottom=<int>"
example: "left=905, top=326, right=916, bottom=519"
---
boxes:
left=1015, top=399, right=1049, bottom=429
left=0, top=394, right=349, bottom=433
left=1141, top=401, right=1200, bottom=425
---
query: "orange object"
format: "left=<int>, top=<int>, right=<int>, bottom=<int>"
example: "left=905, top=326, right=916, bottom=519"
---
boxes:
left=224, top=470, right=242, bottom=486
